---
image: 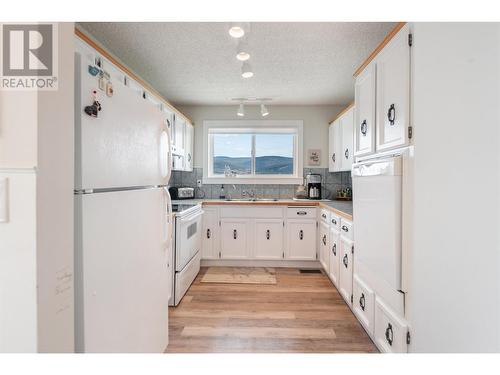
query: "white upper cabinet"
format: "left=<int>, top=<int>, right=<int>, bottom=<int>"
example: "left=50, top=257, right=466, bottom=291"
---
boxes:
left=171, top=114, right=194, bottom=172
left=328, top=105, right=354, bottom=172
left=340, top=107, right=354, bottom=171
left=376, top=23, right=411, bottom=151
left=354, top=63, right=376, bottom=157
left=328, top=120, right=341, bottom=172
left=184, top=122, right=194, bottom=172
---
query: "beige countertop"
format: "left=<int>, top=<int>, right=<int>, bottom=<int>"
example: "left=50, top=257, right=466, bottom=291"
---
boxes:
left=172, top=199, right=353, bottom=221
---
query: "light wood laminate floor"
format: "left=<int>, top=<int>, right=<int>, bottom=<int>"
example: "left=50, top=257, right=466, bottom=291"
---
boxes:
left=166, top=267, right=378, bottom=353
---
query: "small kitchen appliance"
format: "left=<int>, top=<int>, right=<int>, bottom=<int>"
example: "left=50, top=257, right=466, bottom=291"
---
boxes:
left=306, top=173, right=322, bottom=200
left=168, top=187, right=194, bottom=200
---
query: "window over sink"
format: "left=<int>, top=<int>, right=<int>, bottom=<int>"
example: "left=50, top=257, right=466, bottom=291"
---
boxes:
left=203, top=120, right=303, bottom=184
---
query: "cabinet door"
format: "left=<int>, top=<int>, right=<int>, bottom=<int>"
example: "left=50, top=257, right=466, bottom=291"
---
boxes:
left=173, top=115, right=185, bottom=154
left=319, top=221, right=330, bottom=271
left=329, top=228, right=340, bottom=287
left=328, top=121, right=341, bottom=172
left=339, top=236, right=354, bottom=305
left=340, top=107, right=354, bottom=172
left=220, top=219, right=248, bottom=259
left=254, top=219, right=284, bottom=260
left=376, top=24, right=410, bottom=151
left=286, top=220, right=317, bottom=260
left=201, top=208, right=218, bottom=259
left=354, top=63, right=376, bottom=157
left=184, top=122, right=194, bottom=171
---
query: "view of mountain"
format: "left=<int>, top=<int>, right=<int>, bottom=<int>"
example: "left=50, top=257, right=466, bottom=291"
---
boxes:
left=214, top=156, right=293, bottom=175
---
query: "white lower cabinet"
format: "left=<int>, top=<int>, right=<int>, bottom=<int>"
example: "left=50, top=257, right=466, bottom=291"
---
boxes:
left=254, top=219, right=284, bottom=260
left=339, top=235, right=354, bottom=305
left=286, top=220, right=317, bottom=260
left=319, top=221, right=330, bottom=271
left=201, top=207, right=219, bottom=259
left=328, top=227, right=340, bottom=287
left=374, top=298, right=408, bottom=353
left=353, top=275, right=375, bottom=336
left=220, top=219, right=248, bottom=259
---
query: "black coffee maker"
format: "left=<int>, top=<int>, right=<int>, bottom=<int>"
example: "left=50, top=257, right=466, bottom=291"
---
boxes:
left=306, top=173, right=322, bottom=200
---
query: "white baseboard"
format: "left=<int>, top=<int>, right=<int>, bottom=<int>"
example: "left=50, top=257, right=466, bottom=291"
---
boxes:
left=201, top=259, right=322, bottom=269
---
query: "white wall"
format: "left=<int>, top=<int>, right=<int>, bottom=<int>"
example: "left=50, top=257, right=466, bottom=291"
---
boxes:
left=408, top=23, right=500, bottom=352
left=177, top=104, right=344, bottom=169
left=0, top=22, right=74, bottom=352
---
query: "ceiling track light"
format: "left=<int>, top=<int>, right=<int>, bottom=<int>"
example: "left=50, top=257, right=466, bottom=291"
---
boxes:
left=241, top=62, right=254, bottom=78
left=260, top=103, right=270, bottom=117
left=237, top=103, right=245, bottom=117
left=236, top=40, right=250, bottom=61
left=229, top=24, right=245, bottom=38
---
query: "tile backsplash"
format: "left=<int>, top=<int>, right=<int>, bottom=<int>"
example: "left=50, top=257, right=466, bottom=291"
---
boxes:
left=170, top=168, right=352, bottom=200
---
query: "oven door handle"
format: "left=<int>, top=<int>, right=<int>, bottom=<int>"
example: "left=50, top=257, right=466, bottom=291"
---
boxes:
left=178, top=210, right=204, bottom=223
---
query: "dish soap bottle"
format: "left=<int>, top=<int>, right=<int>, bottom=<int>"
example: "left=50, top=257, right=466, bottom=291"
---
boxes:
left=219, top=184, right=226, bottom=199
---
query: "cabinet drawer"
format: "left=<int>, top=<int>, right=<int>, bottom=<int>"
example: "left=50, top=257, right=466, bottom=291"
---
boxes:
left=319, top=209, right=330, bottom=224
left=353, top=275, right=375, bottom=336
left=287, top=207, right=316, bottom=219
left=329, top=213, right=341, bottom=230
left=340, top=218, right=353, bottom=240
left=374, top=298, right=408, bottom=353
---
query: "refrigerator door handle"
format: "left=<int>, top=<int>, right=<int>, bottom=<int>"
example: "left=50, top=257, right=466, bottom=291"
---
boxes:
left=160, top=119, right=173, bottom=183
left=163, top=187, right=173, bottom=250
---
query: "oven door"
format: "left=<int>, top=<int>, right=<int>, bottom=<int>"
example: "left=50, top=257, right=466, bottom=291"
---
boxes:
left=175, top=209, right=203, bottom=272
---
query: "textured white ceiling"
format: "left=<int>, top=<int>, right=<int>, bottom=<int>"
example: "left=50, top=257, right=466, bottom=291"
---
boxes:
left=78, top=22, right=395, bottom=106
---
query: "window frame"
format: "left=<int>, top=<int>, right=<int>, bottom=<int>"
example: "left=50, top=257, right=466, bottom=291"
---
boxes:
left=203, top=120, right=304, bottom=185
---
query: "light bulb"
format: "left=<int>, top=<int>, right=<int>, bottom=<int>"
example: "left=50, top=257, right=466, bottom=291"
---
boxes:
left=229, top=26, right=245, bottom=38
left=237, top=103, right=245, bottom=117
left=241, top=62, right=253, bottom=78
left=261, top=104, right=269, bottom=117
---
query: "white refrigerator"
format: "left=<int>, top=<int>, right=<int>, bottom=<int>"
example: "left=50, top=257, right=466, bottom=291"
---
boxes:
left=74, top=46, right=173, bottom=353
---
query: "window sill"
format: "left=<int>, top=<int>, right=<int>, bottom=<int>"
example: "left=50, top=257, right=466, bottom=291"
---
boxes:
left=202, top=176, right=304, bottom=185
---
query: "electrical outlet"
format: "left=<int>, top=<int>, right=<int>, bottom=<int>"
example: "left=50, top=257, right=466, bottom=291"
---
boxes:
left=197, top=179, right=202, bottom=187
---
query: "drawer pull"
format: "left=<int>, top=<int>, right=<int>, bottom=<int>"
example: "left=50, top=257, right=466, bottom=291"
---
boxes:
left=360, top=120, right=368, bottom=136
left=342, top=225, right=349, bottom=232
left=385, top=323, right=394, bottom=346
left=343, top=254, right=348, bottom=268
left=296, top=211, right=307, bottom=216
left=359, top=293, right=366, bottom=311
left=322, top=234, right=327, bottom=245
left=331, top=218, right=337, bottom=225
left=332, top=243, right=336, bottom=256
left=299, top=230, right=304, bottom=240
left=266, top=229, right=270, bottom=240
left=321, top=213, right=327, bottom=219
left=233, top=229, right=237, bottom=240
left=206, top=229, right=211, bottom=239
left=387, top=104, right=396, bottom=126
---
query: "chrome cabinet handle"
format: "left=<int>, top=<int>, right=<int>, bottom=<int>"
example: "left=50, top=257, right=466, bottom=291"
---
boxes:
left=299, top=230, right=304, bottom=240
left=387, top=104, right=396, bottom=125
left=342, top=225, right=349, bottom=232
left=332, top=243, right=336, bottom=256
left=359, top=293, right=366, bottom=311
left=331, top=218, right=337, bottom=225
left=321, top=213, right=327, bottom=219
left=266, top=229, right=270, bottom=240
left=343, top=254, right=348, bottom=268
left=332, top=153, right=336, bottom=163
left=206, top=229, right=211, bottom=239
left=322, top=234, right=327, bottom=245
left=385, top=323, right=394, bottom=346
left=296, top=211, right=307, bottom=216
left=233, top=229, right=237, bottom=239
left=360, top=120, right=368, bottom=135
left=344, top=148, right=349, bottom=159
